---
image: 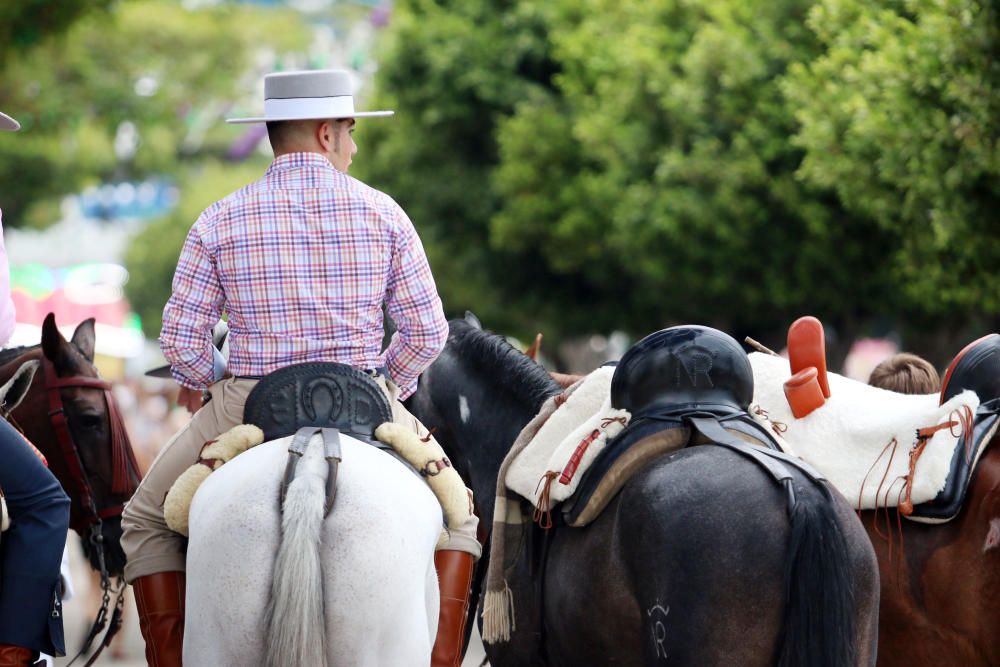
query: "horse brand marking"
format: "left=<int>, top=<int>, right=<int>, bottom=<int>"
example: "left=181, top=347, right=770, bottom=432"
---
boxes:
left=670, top=344, right=716, bottom=390
left=459, top=395, right=471, bottom=424
left=647, top=602, right=670, bottom=660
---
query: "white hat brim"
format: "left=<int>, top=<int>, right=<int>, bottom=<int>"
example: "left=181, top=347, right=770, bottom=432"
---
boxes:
left=0, top=111, right=20, bottom=132
left=226, top=110, right=394, bottom=124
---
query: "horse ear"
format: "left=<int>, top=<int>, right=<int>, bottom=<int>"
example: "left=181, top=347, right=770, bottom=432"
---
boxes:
left=71, top=318, right=97, bottom=362
left=464, top=311, right=482, bottom=330
left=41, top=313, right=68, bottom=363
left=525, top=333, right=543, bottom=361
left=0, top=359, right=39, bottom=411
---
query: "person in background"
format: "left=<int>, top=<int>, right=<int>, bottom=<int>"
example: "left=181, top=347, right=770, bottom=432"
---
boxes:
left=0, top=109, right=71, bottom=667
left=121, top=70, right=480, bottom=667
left=867, top=352, right=941, bottom=395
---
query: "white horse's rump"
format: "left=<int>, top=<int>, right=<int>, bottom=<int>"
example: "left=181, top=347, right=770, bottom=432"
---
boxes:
left=184, top=434, right=442, bottom=667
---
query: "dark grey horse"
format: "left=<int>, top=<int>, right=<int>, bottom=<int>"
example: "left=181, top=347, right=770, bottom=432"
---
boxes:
left=407, top=318, right=880, bottom=666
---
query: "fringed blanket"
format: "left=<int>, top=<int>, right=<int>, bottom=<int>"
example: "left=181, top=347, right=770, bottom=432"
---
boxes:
left=749, top=352, right=981, bottom=511
left=483, top=369, right=628, bottom=644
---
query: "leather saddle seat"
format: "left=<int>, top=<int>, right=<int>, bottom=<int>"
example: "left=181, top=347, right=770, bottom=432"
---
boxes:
left=243, top=362, right=392, bottom=442
left=563, top=325, right=822, bottom=527
left=914, top=333, right=1000, bottom=522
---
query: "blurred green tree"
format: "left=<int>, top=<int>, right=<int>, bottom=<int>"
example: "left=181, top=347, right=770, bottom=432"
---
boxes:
left=0, top=0, right=117, bottom=65
left=360, top=0, right=901, bottom=345
left=783, top=0, right=1000, bottom=322
left=0, top=0, right=308, bottom=225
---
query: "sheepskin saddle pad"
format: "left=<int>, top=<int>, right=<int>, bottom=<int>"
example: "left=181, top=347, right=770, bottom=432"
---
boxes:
left=505, top=365, right=630, bottom=513
left=165, top=424, right=265, bottom=536
left=243, top=362, right=392, bottom=443
left=749, top=352, right=996, bottom=523
left=562, top=325, right=797, bottom=528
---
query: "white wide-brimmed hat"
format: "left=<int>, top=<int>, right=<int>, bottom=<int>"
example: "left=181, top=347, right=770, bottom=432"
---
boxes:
left=226, top=69, right=393, bottom=124
left=0, top=111, right=20, bottom=131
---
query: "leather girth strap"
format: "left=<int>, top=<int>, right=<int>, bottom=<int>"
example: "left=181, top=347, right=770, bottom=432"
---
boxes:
left=279, top=427, right=343, bottom=517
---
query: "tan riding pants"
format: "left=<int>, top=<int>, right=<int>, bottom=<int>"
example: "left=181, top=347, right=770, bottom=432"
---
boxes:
left=121, top=376, right=480, bottom=583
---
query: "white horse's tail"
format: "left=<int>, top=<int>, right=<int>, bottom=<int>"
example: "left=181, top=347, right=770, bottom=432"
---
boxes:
left=264, top=437, right=328, bottom=667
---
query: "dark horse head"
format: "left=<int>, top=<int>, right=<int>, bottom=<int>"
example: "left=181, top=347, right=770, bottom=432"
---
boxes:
left=0, top=313, right=140, bottom=577
left=407, top=314, right=561, bottom=524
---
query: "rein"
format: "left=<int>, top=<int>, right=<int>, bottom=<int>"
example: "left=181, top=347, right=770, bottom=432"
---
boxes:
left=40, top=358, right=138, bottom=667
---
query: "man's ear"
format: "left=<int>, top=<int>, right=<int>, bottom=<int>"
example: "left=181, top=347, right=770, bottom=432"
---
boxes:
left=316, top=120, right=333, bottom=153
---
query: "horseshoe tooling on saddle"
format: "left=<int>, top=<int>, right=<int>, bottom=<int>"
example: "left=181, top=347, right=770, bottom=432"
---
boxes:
left=243, top=362, right=393, bottom=516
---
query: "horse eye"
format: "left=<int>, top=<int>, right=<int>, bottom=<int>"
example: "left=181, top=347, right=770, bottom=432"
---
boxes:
left=75, top=414, right=104, bottom=429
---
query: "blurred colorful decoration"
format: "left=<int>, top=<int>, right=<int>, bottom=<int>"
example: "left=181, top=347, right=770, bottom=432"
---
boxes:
left=7, top=262, right=145, bottom=361
left=77, top=179, right=178, bottom=222
left=842, top=338, right=899, bottom=383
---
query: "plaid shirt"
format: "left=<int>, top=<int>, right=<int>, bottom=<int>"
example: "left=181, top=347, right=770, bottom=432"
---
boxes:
left=160, top=152, right=448, bottom=398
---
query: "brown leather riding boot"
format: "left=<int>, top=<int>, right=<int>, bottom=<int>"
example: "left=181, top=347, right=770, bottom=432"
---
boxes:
left=431, top=550, right=475, bottom=667
left=0, top=645, right=33, bottom=667
left=133, top=571, right=185, bottom=667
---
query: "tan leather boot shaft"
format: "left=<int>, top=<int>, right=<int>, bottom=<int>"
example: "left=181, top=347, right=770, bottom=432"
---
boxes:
left=0, top=645, right=33, bottom=667
left=431, top=550, right=475, bottom=667
left=133, top=571, right=186, bottom=667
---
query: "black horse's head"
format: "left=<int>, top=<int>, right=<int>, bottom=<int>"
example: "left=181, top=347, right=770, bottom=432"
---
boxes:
left=406, top=316, right=561, bottom=517
left=0, top=314, right=140, bottom=577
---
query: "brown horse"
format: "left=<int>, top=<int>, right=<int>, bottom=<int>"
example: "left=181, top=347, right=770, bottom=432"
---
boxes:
left=860, top=443, right=1000, bottom=665
left=0, top=313, right=140, bottom=579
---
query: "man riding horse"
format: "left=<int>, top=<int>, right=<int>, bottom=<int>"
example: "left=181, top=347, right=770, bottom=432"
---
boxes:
left=0, top=109, right=72, bottom=667
left=121, top=70, right=481, bottom=667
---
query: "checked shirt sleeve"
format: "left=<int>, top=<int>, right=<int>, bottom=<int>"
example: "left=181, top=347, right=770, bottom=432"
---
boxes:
left=160, top=220, right=225, bottom=391
left=382, top=208, right=448, bottom=400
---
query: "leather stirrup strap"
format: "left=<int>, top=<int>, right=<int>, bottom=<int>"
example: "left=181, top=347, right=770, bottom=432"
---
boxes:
left=322, top=428, right=342, bottom=517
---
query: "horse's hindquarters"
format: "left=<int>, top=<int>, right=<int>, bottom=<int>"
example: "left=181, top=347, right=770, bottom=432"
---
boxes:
left=183, top=436, right=443, bottom=667
left=541, top=446, right=879, bottom=667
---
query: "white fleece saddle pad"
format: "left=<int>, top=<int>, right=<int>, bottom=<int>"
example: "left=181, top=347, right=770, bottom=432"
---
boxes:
left=507, top=366, right=630, bottom=511
left=749, top=352, right=980, bottom=509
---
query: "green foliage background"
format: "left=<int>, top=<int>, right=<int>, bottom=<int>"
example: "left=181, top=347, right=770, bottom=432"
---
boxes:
left=356, top=0, right=1000, bottom=353
left=2, top=0, right=998, bottom=360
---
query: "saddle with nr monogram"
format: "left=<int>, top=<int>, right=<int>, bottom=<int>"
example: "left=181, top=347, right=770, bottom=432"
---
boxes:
left=563, top=325, right=826, bottom=527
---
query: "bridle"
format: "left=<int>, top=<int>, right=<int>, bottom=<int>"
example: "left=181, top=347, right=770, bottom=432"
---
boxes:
left=42, top=357, right=138, bottom=532
left=41, top=357, right=141, bottom=667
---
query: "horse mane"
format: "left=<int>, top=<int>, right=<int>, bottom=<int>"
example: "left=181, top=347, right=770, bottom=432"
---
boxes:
left=0, top=344, right=39, bottom=366
left=447, top=319, right=561, bottom=408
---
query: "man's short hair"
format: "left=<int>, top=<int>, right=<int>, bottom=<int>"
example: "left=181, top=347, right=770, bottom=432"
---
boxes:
left=266, top=120, right=295, bottom=152
left=868, top=353, right=941, bottom=395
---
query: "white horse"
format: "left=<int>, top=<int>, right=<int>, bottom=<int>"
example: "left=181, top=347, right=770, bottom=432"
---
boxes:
left=183, top=431, right=442, bottom=666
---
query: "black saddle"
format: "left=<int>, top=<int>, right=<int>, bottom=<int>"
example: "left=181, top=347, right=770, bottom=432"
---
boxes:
left=913, top=333, right=1000, bottom=522
left=243, top=362, right=392, bottom=443
left=564, top=325, right=825, bottom=527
